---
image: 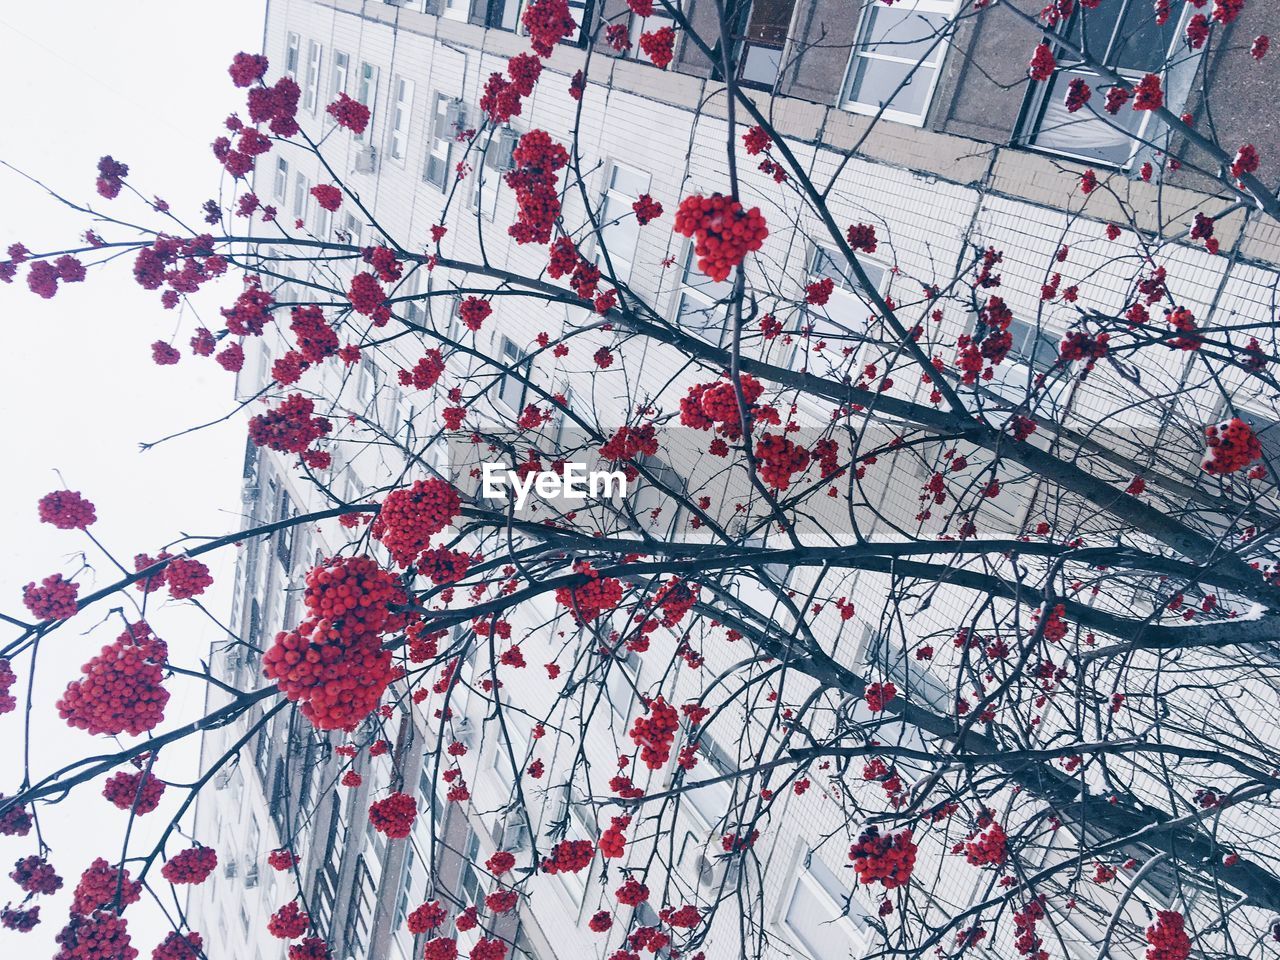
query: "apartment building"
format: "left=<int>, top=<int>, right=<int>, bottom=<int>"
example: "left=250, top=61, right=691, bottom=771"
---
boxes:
left=188, top=2, right=1280, bottom=959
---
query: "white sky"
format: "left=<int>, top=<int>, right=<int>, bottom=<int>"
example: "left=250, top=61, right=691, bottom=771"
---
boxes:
left=0, top=2, right=266, bottom=954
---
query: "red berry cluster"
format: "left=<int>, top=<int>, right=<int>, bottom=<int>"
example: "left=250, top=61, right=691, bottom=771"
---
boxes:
left=368, top=792, right=416, bottom=839
left=0, top=795, right=33, bottom=836
left=589, top=911, right=613, bottom=933
left=1133, top=73, right=1163, bottom=110
left=864, top=681, right=896, bottom=711
left=1028, top=42, right=1056, bottom=81
left=399, top=350, right=445, bottom=391
left=57, top=622, right=170, bottom=737
left=638, top=26, right=675, bottom=68
left=505, top=130, right=569, bottom=245
left=1146, top=911, right=1191, bottom=960
left=470, top=938, right=508, bottom=960
left=673, top=194, right=768, bottom=282
left=1058, top=331, right=1109, bottom=370
left=268, top=849, right=300, bottom=871
left=600, top=424, right=658, bottom=462
left=269, top=902, right=311, bottom=940
left=22, top=574, right=79, bottom=622
left=71, top=859, right=142, bottom=915
left=221, top=277, right=274, bottom=336
left=654, top=578, right=698, bottom=628
left=423, top=937, right=459, bottom=960
left=10, top=856, right=62, bottom=895
left=152, top=342, right=180, bottom=366
left=522, top=0, right=576, bottom=57
left=348, top=272, right=390, bottom=324
left=632, top=194, right=663, bottom=225
left=1065, top=76, right=1092, bottom=112
left=38, top=491, right=97, bottom=530
left=629, top=696, right=679, bottom=769
left=0, top=658, right=16, bottom=715
left=541, top=839, right=594, bottom=874
left=159, top=847, right=217, bottom=885
left=679, top=374, right=766, bottom=439
left=373, top=479, right=462, bottom=568
left=963, top=822, right=1008, bottom=867
left=326, top=92, right=371, bottom=134
left=599, top=816, right=631, bottom=858
left=310, top=183, right=343, bottom=212
left=1013, top=897, right=1047, bottom=960
left=248, top=394, right=332, bottom=456
left=616, top=876, right=650, bottom=905
left=555, top=573, right=624, bottom=622
left=846, top=223, right=878, bottom=254
left=152, top=931, right=204, bottom=960
left=102, top=770, right=166, bottom=815
left=754, top=433, right=811, bottom=489
left=743, top=125, right=772, bottom=155
left=53, top=911, right=139, bottom=960
left=418, top=547, right=472, bottom=586
left=290, top=305, right=340, bottom=363
left=1202, top=418, right=1262, bottom=475
left=849, top=827, right=916, bottom=889
left=95, top=155, right=129, bottom=199
left=458, top=297, right=493, bottom=331
left=485, top=889, right=518, bottom=913
left=165, top=557, right=213, bottom=600
left=407, top=900, right=446, bottom=934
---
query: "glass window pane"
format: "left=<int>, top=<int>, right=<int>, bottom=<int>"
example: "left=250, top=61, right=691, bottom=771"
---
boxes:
left=1030, top=69, right=1145, bottom=165
left=609, top=165, right=649, bottom=198
left=860, top=7, right=948, bottom=64
left=740, top=43, right=783, bottom=86
left=1109, top=0, right=1177, bottom=72
left=848, top=57, right=934, bottom=117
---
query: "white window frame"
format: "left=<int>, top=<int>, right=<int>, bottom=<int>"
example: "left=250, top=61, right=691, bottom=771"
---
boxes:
left=292, top=171, right=310, bottom=223
left=442, top=0, right=472, bottom=21
left=778, top=857, right=869, bottom=960
left=424, top=93, right=455, bottom=190
left=284, top=32, right=301, bottom=79
left=342, top=211, right=364, bottom=247
left=303, top=40, right=323, bottom=113
left=789, top=244, right=889, bottom=373
left=627, top=5, right=678, bottom=66
left=330, top=50, right=350, bottom=104
left=388, top=75, right=415, bottom=163
left=496, top=337, right=530, bottom=412
left=355, top=61, right=380, bottom=141
left=273, top=157, right=290, bottom=203
left=596, top=161, right=651, bottom=283
left=840, top=0, right=957, bottom=128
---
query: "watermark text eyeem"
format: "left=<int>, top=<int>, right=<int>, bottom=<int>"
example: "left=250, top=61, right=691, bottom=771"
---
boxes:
left=481, top=462, right=628, bottom=509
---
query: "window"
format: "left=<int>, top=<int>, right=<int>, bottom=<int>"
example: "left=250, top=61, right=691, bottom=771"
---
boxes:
left=442, top=0, right=472, bottom=21
left=425, top=94, right=455, bottom=189
left=476, top=0, right=522, bottom=30
left=842, top=0, right=955, bottom=126
left=303, top=40, right=323, bottom=113
left=292, top=171, right=310, bottom=222
left=734, top=0, right=796, bottom=87
left=273, top=157, right=289, bottom=203
left=472, top=126, right=513, bottom=220
left=1020, top=0, right=1181, bottom=166
left=565, top=0, right=593, bottom=45
left=675, top=243, right=732, bottom=341
left=342, top=211, right=364, bottom=246
left=1005, top=317, right=1059, bottom=371
left=285, top=32, right=301, bottom=79
left=605, top=646, right=640, bottom=717
left=597, top=163, right=650, bottom=282
left=627, top=3, right=677, bottom=64
left=330, top=51, right=350, bottom=102
left=496, top=337, right=530, bottom=411
left=387, top=76, right=415, bottom=162
left=356, top=62, right=380, bottom=140
left=780, top=856, right=868, bottom=960
left=789, top=245, right=888, bottom=371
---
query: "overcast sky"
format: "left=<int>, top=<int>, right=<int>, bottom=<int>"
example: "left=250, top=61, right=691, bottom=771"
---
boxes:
left=0, top=2, right=266, bottom=953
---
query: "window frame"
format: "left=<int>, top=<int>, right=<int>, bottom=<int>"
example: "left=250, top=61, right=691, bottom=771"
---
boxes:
left=424, top=93, right=455, bottom=190
left=389, top=75, right=415, bottom=163
left=788, top=243, right=890, bottom=373
left=273, top=157, right=290, bottom=203
left=496, top=336, right=531, bottom=412
left=285, top=32, right=301, bottom=79
left=839, top=0, right=958, bottom=128
left=330, top=50, right=350, bottom=104
left=355, top=61, right=380, bottom=142
left=303, top=40, right=323, bottom=114
left=292, top=170, right=311, bottom=223
left=595, top=161, right=651, bottom=283
left=778, top=855, right=870, bottom=960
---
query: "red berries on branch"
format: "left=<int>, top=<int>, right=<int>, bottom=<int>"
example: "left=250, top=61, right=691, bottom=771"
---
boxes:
left=71, top=858, right=142, bottom=914
left=53, top=911, right=138, bottom=960
left=674, top=194, right=768, bottom=282
left=373, top=478, right=462, bottom=568
left=159, top=847, right=218, bottom=885
left=1029, top=43, right=1056, bottom=81
left=368, top=792, right=417, bottom=838
left=849, top=827, right=917, bottom=888
left=639, top=27, right=676, bottom=69
left=248, top=394, right=332, bottom=456
left=541, top=839, right=594, bottom=874
left=22, top=574, right=79, bottom=622
left=10, top=856, right=62, bottom=896
left=57, top=622, right=169, bottom=736
left=310, top=183, right=343, bottom=212
left=523, top=0, right=577, bottom=56
left=407, top=900, right=447, bottom=934
left=555, top=568, right=624, bottom=622
left=326, top=92, right=371, bottom=134
left=506, top=130, right=569, bottom=245
left=1146, top=911, right=1191, bottom=960
left=96, top=156, right=129, bottom=200
left=458, top=296, right=493, bottom=331
left=629, top=696, right=679, bottom=769
left=268, top=902, right=311, bottom=940
left=102, top=769, right=166, bottom=815
left=229, top=52, right=269, bottom=87
left=152, top=931, right=204, bottom=960
left=38, top=490, right=97, bottom=530
left=963, top=821, right=1008, bottom=867
left=1202, top=418, right=1262, bottom=475
left=864, top=681, right=896, bottom=711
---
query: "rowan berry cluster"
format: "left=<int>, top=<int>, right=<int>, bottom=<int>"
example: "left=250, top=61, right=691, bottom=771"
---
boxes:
left=679, top=374, right=766, bottom=438
left=38, top=491, right=97, bottom=530
left=522, top=0, right=576, bottom=56
left=159, top=847, right=218, bottom=885
left=458, top=296, right=492, bottom=331
left=373, top=479, right=462, bottom=567
left=262, top=556, right=406, bottom=729
left=1013, top=897, right=1048, bottom=960
left=10, top=856, right=62, bottom=896
left=248, top=394, right=332, bottom=456
left=0, top=658, right=16, bottom=715
left=754, top=433, right=811, bottom=489
left=71, top=859, right=142, bottom=915
left=555, top=571, right=624, bottom=622
left=1028, top=42, right=1056, bottom=81
left=221, top=277, right=274, bottom=336
left=849, top=827, right=916, bottom=888
left=310, top=183, right=342, bottom=213
left=407, top=900, right=447, bottom=934
left=1202, top=418, right=1262, bottom=475
left=290, top=306, right=340, bottom=363
left=673, top=194, right=768, bottom=282
left=1059, top=331, right=1109, bottom=370
left=399, top=350, right=445, bottom=391
left=963, top=822, right=1008, bottom=867
left=102, top=770, right=166, bottom=815
left=52, top=911, right=139, bottom=960
left=326, top=92, right=371, bottom=134
left=541, top=839, right=594, bottom=874
left=152, top=931, right=204, bottom=960
left=0, top=796, right=33, bottom=836
left=423, top=936, right=459, bottom=960
left=1065, top=76, right=1092, bottom=112
left=505, top=130, right=569, bottom=245
left=629, top=696, right=679, bottom=769
left=632, top=194, right=663, bottom=225
left=56, top=622, right=169, bottom=736
left=2, top=905, right=40, bottom=932
left=1146, top=911, right=1191, bottom=960
left=268, top=849, right=300, bottom=871
left=599, top=816, right=631, bottom=858
left=368, top=792, right=417, bottom=838
left=418, top=547, right=472, bottom=585
left=165, top=557, right=213, bottom=599
left=864, top=681, right=896, bottom=711
left=639, top=26, right=675, bottom=68
left=348, top=272, right=390, bottom=324
left=23, top=574, right=79, bottom=622
left=269, top=902, right=311, bottom=939
left=1134, top=73, right=1163, bottom=110
left=616, top=876, right=650, bottom=905
left=600, top=424, right=658, bottom=462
